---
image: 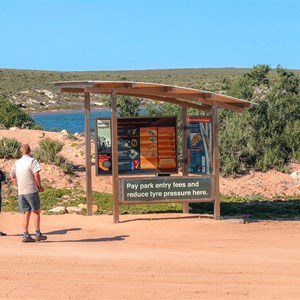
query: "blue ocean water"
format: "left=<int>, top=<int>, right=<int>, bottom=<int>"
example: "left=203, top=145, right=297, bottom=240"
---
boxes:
left=31, top=109, right=111, bottom=134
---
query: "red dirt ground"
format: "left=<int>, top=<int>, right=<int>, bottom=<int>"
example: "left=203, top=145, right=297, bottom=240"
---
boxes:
left=0, top=213, right=300, bottom=300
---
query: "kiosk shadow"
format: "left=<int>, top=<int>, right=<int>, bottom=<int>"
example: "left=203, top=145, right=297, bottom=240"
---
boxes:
left=121, top=214, right=213, bottom=223
left=190, top=199, right=300, bottom=222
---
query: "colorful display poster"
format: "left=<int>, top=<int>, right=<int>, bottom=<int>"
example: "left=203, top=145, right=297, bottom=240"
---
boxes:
left=187, top=116, right=212, bottom=174
left=96, top=117, right=177, bottom=175
left=96, top=119, right=112, bottom=172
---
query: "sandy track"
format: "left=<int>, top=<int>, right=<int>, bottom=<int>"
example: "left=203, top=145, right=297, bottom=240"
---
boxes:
left=0, top=212, right=299, bottom=299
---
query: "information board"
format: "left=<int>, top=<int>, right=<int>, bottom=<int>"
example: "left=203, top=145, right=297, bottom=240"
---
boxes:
left=96, top=116, right=178, bottom=175
left=187, top=116, right=212, bottom=174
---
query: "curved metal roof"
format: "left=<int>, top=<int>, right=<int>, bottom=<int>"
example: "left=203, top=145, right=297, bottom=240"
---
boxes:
left=54, top=80, right=251, bottom=112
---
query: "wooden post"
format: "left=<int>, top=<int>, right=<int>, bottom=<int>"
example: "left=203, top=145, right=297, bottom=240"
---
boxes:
left=84, top=92, right=93, bottom=216
left=181, top=106, right=189, bottom=214
left=212, top=107, right=220, bottom=220
left=111, top=89, right=120, bottom=223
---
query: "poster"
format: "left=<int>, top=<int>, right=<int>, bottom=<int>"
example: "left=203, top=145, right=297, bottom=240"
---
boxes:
left=96, top=119, right=112, bottom=172
left=187, top=116, right=212, bottom=174
left=96, top=117, right=177, bottom=175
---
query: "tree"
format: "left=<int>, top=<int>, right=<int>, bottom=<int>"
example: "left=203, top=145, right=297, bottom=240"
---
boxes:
left=101, top=95, right=141, bottom=117
left=221, top=65, right=300, bottom=175
left=117, top=96, right=141, bottom=117
left=0, top=97, right=35, bottom=128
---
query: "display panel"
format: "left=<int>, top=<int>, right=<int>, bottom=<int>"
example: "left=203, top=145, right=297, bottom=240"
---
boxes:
left=96, top=119, right=112, bottom=172
left=187, top=116, right=212, bottom=174
left=96, top=116, right=177, bottom=175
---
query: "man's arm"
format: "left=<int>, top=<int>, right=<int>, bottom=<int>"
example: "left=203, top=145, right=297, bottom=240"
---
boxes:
left=10, top=164, right=17, bottom=187
left=12, top=176, right=18, bottom=187
left=34, top=171, right=44, bottom=192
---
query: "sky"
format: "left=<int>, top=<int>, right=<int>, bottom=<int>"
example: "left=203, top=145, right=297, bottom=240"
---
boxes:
left=0, top=0, right=300, bottom=71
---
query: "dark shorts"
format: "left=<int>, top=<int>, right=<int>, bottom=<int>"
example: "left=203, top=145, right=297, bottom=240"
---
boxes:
left=18, top=192, right=41, bottom=212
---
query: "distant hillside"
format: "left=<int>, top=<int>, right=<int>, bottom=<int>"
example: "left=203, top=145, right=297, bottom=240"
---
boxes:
left=1, top=67, right=299, bottom=111
left=0, top=68, right=253, bottom=111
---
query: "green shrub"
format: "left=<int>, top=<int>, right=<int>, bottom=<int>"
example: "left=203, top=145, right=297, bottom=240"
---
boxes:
left=67, top=133, right=78, bottom=140
left=0, top=138, right=21, bottom=158
left=33, top=138, right=74, bottom=174
left=222, top=65, right=300, bottom=175
left=34, top=138, right=63, bottom=163
left=0, top=97, right=35, bottom=128
left=40, top=188, right=72, bottom=211
left=54, top=155, right=74, bottom=174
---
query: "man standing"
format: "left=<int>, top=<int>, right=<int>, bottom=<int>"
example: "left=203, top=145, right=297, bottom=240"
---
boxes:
left=10, top=144, right=47, bottom=243
left=0, top=169, right=7, bottom=236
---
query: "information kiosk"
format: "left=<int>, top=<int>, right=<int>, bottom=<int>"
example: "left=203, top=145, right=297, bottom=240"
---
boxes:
left=54, top=81, right=251, bottom=222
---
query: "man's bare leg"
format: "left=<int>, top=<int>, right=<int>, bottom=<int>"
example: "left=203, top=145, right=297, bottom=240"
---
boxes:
left=22, top=211, right=36, bottom=242
left=23, top=211, right=31, bottom=233
left=33, top=210, right=47, bottom=241
left=32, top=210, right=41, bottom=232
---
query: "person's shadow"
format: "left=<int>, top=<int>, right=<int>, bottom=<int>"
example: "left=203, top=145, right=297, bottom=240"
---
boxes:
left=45, top=228, right=129, bottom=243
left=9, top=228, right=81, bottom=237
left=9, top=228, right=129, bottom=243
left=45, top=228, right=81, bottom=235
left=48, top=235, right=129, bottom=243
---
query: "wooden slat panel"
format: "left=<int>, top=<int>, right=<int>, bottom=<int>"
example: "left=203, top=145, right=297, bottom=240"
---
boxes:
left=86, top=86, right=246, bottom=112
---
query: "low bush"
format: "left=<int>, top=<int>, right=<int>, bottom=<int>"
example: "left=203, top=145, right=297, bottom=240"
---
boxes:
left=54, top=155, right=74, bottom=174
left=0, top=97, right=35, bottom=128
left=34, top=138, right=74, bottom=174
left=34, top=138, right=64, bottom=162
left=0, top=138, right=21, bottom=158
